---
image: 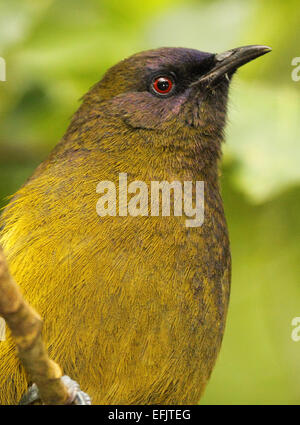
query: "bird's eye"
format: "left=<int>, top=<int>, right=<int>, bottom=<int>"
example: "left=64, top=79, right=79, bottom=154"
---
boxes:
left=151, top=76, right=174, bottom=96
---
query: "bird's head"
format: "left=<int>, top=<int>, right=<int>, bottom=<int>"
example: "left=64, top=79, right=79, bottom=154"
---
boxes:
left=83, top=45, right=270, bottom=136
left=70, top=46, right=270, bottom=172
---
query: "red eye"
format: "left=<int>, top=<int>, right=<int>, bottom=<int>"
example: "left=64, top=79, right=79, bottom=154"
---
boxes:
left=152, top=76, right=174, bottom=95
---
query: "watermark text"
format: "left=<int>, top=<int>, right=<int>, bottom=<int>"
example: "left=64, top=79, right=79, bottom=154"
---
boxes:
left=96, top=173, right=205, bottom=227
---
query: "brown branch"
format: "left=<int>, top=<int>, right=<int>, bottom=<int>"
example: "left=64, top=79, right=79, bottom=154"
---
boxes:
left=0, top=245, right=70, bottom=404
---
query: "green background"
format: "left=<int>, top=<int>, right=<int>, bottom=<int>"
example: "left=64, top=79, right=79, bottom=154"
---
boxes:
left=0, top=0, right=299, bottom=404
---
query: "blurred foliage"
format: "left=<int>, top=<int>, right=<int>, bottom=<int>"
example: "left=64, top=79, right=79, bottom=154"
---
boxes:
left=0, top=0, right=299, bottom=404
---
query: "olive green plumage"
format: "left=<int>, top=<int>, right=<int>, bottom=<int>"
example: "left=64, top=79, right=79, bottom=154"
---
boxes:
left=0, top=47, right=232, bottom=404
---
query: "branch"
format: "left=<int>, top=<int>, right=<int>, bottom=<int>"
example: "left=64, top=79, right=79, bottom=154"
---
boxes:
left=0, top=245, right=70, bottom=404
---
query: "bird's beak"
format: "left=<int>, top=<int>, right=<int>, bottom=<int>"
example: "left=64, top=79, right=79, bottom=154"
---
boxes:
left=192, top=45, right=272, bottom=86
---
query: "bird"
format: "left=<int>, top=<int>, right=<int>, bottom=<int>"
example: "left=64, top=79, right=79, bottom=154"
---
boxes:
left=0, top=45, right=271, bottom=405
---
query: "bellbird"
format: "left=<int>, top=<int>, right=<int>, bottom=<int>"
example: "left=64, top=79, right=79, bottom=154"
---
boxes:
left=0, top=45, right=270, bottom=404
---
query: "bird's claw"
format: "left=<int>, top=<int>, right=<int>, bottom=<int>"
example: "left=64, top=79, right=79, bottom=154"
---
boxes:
left=19, top=375, right=91, bottom=405
left=18, top=382, right=40, bottom=405
left=61, top=375, right=92, bottom=405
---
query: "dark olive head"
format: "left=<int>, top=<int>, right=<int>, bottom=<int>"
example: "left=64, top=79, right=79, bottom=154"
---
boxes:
left=85, top=46, right=270, bottom=133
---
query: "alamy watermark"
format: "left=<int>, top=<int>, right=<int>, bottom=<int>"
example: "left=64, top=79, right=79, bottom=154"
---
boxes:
left=96, top=173, right=205, bottom=227
left=291, top=317, right=300, bottom=342
left=0, top=57, right=6, bottom=81
left=291, top=57, right=300, bottom=82
left=0, top=317, right=5, bottom=341
left=0, top=57, right=7, bottom=341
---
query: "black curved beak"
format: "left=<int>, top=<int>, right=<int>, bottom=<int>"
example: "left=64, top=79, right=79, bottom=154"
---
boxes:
left=192, top=45, right=272, bottom=86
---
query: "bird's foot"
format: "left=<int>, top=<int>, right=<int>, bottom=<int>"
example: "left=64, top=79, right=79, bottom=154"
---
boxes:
left=18, top=375, right=91, bottom=405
